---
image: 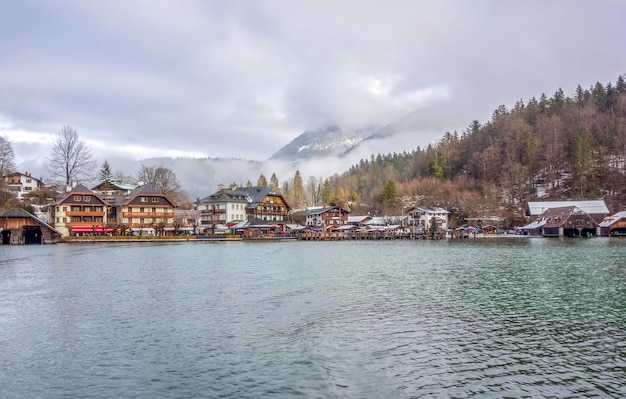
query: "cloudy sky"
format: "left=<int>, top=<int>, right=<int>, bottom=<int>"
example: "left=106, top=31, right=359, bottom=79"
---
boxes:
left=1, top=0, right=625, bottom=179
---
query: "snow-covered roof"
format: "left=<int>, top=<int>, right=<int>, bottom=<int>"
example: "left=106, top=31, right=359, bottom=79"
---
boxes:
left=519, top=219, right=547, bottom=230
left=599, top=211, right=626, bottom=227
left=526, top=200, right=609, bottom=216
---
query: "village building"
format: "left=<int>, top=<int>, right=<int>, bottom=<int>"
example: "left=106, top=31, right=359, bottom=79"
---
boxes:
left=599, top=211, right=626, bottom=237
left=0, top=207, right=62, bottom=244
left=303, top=206, right=349, bottom=229
left=172, top=209, right=201, bottom=234
left=91, top=181, right=138, bottom=196
left=114, top=184, right=177, bottom=235
left=346, top=215, right=372, bottom=227
left=406, top=206, right=450, bottom=232
left=197, top=185, right=291, bottom=230
left=50, top=184, right=110, bottom=236
left=3, top=171, right=45, bottom=200
left=196, top=186, right=249, bottom=229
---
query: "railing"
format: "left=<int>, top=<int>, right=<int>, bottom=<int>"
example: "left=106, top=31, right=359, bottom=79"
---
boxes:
left=123, top=212, right=174, bottom=218
left=66, top=211, right=106, bottom=217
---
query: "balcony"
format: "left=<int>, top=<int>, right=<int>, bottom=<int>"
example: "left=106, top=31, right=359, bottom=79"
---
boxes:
left=123, top=211, right=174, bottom=218
left=66, top=211, right=106, bottom=217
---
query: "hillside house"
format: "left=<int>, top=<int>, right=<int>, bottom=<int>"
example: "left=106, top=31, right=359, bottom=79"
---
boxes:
left=4, top=171, right=45, bottom=200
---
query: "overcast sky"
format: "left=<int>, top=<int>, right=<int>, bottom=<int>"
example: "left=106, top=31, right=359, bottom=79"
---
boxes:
left=1, top=0, right=625, bottom=177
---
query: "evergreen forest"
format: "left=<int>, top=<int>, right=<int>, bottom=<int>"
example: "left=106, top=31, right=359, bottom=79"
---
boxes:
left=324, top=74, right=626, bottom=228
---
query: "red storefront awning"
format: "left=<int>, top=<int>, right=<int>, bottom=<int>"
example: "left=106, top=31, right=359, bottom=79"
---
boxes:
left=71, top=226, right=117, bottom=233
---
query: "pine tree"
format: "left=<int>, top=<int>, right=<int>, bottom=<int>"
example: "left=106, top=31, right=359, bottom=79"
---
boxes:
left=99, top=160, right=112, bottom=183
left=292, top=170, right=306, bottom=209
left=257, top=174, right=268, bottom=187
left=269, top=173, right=280, bottom=192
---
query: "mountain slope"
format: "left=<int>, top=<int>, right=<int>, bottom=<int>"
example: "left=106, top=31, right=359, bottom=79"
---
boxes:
left=270, top=125, right=376, bottom=161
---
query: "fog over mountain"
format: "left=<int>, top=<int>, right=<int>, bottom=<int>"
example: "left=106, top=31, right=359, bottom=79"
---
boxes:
left=132, top=105, right=449, bottom=199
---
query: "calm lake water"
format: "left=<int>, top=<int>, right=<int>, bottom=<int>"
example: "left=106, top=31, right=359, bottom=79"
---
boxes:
left=1, top=238, right=626, bottom=398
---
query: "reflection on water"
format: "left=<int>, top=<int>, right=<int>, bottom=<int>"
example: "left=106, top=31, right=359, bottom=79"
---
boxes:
left=1, top=239, right=625, bottom=398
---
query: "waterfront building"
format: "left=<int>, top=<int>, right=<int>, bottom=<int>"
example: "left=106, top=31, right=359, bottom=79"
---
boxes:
left=599, top=211, right=626, bottom=237
left=520, top=206, right=600, bottom=237
left=197, top=185, right=291, bottom=229
left=406, top=206, right=450, bottom=232
left=525, top=200, right=609, bottom=223
left=0, top=207, right=62, bottom=244
left=303, top=206, right=349, bottom=229
left=50, top=184, right=109, bottom=236
left=114, top=184, right=177, bottom=235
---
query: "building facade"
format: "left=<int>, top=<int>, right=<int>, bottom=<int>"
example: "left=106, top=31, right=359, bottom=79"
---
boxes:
left=406, top=206, right=449, bottom=232
left=4, top=171, right=44, bottom=200
left=50, top=184, right=109, bottom=236
left=197, top=185, right=291, bottom=228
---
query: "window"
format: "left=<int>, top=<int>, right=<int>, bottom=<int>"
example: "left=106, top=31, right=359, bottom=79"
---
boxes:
left=63, top=206, right=67, bottom=212
left=74, top=195, right=82, bottom=201
left=140, top=207, right=144, bottom=213
left=83, top=196, right=91, bottom=202
left=26, top=178, right=32, bottom=183
left=141, top=197, right=148, bottom=202
left=152, top=197, right=159, bottom=202
left=152, top=208, right=156, bottom=213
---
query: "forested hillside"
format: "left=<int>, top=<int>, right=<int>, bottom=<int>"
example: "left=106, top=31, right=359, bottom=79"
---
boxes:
left=327, top=74, right=626, bottom=228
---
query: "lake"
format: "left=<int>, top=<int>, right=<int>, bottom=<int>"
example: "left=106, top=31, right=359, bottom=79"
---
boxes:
left=1, top=238, right=625, bottom=398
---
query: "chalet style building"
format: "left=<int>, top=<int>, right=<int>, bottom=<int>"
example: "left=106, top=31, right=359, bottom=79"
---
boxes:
left=197, top=185, right=291, bottom=228
left=303, top=206, right=349, bottom=229
left=49, top=183, right=177, bottom=236
left=4, top=171, right=45, bottom=200
left=113, top=184, right=177, bottom=234
left=51, top=184, right=109, bottom=236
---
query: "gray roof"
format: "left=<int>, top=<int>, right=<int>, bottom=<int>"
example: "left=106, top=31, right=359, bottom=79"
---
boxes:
left=0, top=207, right=63, bottom=236
left=526, top=200, right=609, bottom=216
left=303, top=206, right=341, bottom=216
left=408, top=206, right=450, bottom=214
left=599, top=211, right=626, bottom=227
left=197, top=189, right=249, bottom=204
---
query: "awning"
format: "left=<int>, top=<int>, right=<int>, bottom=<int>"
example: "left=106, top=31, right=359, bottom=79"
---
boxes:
left=71, top=226, right=117, bottom=233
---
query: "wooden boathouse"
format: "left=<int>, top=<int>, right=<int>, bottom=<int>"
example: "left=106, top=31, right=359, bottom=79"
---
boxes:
left=0, top=207, right=62, bottom=244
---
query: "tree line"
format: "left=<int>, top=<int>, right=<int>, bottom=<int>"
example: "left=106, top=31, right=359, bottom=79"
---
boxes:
left=322, top=74, right=626, bottom=227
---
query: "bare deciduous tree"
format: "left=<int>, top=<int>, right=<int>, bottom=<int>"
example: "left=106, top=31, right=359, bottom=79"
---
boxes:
left=137, top=164, right=188, bottom=205
left=45, top=125, right=96, bottom=185
left=0, top=136, right=16, bottom=209
left=0, top=136, right=15, bottom=177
